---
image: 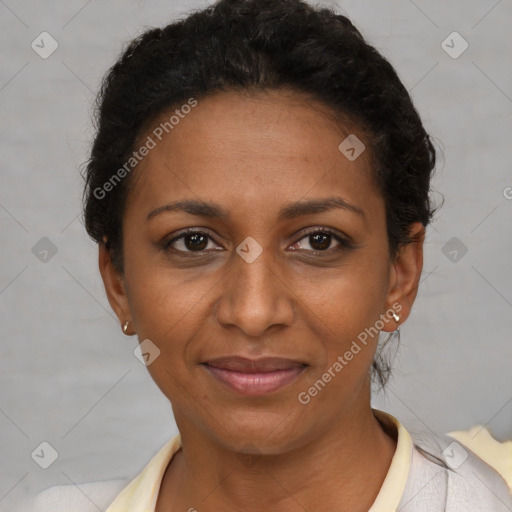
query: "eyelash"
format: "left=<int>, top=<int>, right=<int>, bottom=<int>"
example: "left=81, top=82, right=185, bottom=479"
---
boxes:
left=162, top=227, right=354, bottom=256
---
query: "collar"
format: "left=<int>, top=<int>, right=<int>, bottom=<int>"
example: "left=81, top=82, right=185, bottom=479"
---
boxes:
left=106, top=409, right=413, bottom=512
left=369, top=409, right=413, bottom=511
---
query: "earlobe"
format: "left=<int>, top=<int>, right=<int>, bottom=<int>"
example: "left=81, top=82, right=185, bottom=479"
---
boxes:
left=98, top=242, right=132, bottom=328
left=382, top=222, right=425, bottom=331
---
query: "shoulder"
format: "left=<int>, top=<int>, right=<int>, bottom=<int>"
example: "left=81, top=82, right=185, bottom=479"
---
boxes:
left=447, top=425, right=512, bottom=493
left=27, top=479, right=129, bottom=512
left=28, top=435, right=182, bottom=512
left=405, top=426, right=512, bottom=510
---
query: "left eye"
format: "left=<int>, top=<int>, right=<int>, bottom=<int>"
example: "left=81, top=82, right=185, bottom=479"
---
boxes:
left=290, top=230, right=345, bottom=252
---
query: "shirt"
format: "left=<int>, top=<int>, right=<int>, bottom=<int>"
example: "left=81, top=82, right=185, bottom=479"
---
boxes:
left=104, top=409, right=512, bottom=511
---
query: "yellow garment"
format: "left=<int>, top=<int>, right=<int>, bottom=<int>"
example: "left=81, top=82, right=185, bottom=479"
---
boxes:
left=105, top=411, right=511, bottom=511
left=448, top=425, right=512, bottom=493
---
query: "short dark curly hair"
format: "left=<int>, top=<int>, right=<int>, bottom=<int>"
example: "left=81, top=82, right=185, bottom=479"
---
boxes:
left=81, top=0, right=439, bottom=388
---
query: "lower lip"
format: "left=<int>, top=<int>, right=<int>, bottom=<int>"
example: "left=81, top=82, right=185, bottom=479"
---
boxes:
left=203, top=364, right=306, bottom=396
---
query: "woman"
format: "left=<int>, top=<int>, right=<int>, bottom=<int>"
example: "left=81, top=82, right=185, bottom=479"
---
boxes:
left=75, top=0, right=512, bottom=510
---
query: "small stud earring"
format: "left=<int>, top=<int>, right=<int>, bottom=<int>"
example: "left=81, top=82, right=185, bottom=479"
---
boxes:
left=122, top=321, right=131, bottom=335
left=392, top=312, right=400, bottom=323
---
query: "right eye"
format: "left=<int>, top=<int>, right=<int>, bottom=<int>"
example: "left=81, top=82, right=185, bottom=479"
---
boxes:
left=163, top=229, right=223, bottom=253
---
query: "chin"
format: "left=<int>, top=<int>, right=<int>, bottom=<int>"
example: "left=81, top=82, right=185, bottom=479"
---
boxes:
left=210, top=409, right=308, bottom=454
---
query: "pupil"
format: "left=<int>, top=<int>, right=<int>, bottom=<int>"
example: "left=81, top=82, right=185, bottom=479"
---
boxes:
left=185, top=233, right=208, bottom=251
left=310, top=233, right=330, bottom=250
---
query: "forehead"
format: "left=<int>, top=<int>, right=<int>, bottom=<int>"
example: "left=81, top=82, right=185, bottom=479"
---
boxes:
left=124, top=89, right=381, bottom=219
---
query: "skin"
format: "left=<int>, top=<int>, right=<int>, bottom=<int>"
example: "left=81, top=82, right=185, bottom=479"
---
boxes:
left=99, top=89, right=425, bottom=512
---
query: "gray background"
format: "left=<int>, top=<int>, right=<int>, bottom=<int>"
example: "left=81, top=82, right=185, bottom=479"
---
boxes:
left=1, top=0, right=511, bottom=510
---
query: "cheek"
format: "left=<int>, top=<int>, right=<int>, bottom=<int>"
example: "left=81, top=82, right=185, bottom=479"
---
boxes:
left=126, top=270, right=202, bottom=402
left=295, top=249, right=391, bottom=378
left=122, top=257, right=225, bottom=404
left=123, top=244, right=214, bottom=343
left=296, top=249, right=391, bottom=335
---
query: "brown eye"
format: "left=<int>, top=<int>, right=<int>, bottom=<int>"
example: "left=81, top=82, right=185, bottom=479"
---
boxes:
left=164, top=230, right=220, bottom=253
left=309, top=232, right=332, bottom=251
left=290, top=228, right=350, bottom=253
left=182, top=233, right=209, bottom=251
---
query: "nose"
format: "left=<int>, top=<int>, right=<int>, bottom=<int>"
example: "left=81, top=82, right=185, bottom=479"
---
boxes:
left=214, top=248, right=296, bottom=338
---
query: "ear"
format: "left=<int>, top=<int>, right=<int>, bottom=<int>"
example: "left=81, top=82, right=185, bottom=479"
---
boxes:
left=381, top=222, right=425, bottom=332
left=98, top=239, right=132, bottom=331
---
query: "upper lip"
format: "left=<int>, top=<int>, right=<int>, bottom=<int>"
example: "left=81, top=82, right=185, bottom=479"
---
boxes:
left=203, top=356, right=307, bottom=373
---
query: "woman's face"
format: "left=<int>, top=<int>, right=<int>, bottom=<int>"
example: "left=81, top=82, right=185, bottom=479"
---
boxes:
left=100, top=89, right=423, bottom=454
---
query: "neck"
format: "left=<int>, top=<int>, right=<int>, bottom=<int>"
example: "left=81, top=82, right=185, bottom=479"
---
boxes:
left=157, top=404, right=397, bottom=512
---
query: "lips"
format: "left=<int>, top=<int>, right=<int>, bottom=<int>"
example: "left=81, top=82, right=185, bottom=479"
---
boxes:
left=203, top=356, right=306, bottom=373
left=201, top=356, right=308, bottom=396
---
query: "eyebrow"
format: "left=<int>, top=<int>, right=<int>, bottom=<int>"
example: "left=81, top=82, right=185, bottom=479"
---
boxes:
left=146, top=196, right=366, bottom=222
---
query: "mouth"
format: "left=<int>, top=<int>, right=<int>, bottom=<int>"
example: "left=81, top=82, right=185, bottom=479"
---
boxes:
left=201, top=356, right=308, bottom=396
